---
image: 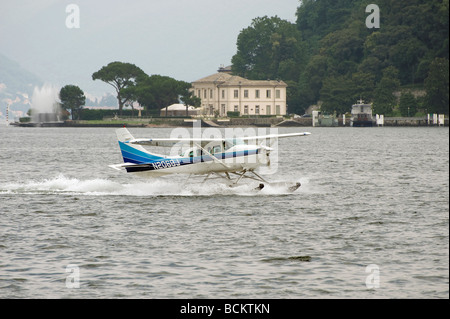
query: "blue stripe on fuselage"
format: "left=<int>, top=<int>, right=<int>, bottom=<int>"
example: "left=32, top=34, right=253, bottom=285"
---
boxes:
left=124, top=148, right=259, bottom=173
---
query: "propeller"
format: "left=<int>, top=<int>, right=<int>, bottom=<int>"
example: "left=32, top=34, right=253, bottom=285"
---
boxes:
left=258, top=144, right=273, bottom=167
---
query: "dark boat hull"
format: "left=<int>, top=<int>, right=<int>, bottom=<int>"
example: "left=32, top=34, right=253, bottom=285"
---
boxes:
left=352, top=120, right=374, bottom=127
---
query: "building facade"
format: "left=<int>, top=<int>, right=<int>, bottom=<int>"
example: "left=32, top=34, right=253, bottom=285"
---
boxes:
left=191, top=67, right=287, bottom=117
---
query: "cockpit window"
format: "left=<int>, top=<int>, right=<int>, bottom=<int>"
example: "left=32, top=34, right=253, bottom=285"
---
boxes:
left=208, top=145, right=222, bottom=154
left=225, top=139, right=245, bottom=149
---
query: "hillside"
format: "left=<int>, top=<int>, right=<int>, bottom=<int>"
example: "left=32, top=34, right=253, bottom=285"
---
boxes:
left=0, top=53, right=43, bottom=115
left=231, top=0, right=449, bottom=115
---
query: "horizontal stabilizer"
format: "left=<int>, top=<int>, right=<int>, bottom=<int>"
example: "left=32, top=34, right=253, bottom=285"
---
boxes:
left=108, top=163, right=152, bottom=171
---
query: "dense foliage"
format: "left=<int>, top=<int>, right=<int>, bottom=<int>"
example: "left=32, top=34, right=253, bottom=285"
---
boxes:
left=92, top=62, right=200, bottom=116
left=92, top=62, right=146, bottom=115
left=59, top=84, right=86, bottom=120
left=232, top=0, right=449, bottom=115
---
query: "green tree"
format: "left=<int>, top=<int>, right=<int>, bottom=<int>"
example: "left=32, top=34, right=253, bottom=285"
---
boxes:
left=232, top=16, right=304, bottom=81
left=352, top=72, right=376, bottom=102
left=147, top=75, right=182, bottom=116
left=296, top=0, right=355, bottom=45
left=296, top=55, right=328, bottom=113
left=120, top=73, right=155, bottom=115
left=373, top=67, right=401, bottom=115
left=179, top=81, right=201, bottom=117
left=389, top=37, right=427, bottom=84
left=124, top=74, right=195, bottom=116
left=399, top=92, right=418, bottom=117
left=320, top=27, right=364, bottom=71
left=320, top=75, right=355, bottom=114
left=92, top=61, right=145, bottom=115
left=424, top=57, right=449, bottom=114
left=228, top=0, right=449, bottom=114
left=59, top=85, right=85, bottom=120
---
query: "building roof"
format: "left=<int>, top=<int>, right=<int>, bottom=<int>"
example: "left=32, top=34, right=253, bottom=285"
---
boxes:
left=192, top=72, right=287, bottom=87
left=161, top=103, right=196, bottom=111
left=217, top=65, right=233, bottom=73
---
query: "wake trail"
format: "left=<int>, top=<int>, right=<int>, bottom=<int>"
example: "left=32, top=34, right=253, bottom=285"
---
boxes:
left=0, top=174, right=306, bottom=197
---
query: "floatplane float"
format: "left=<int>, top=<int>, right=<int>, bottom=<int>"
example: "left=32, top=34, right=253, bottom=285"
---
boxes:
left=110, top=127, right=311, bottom=192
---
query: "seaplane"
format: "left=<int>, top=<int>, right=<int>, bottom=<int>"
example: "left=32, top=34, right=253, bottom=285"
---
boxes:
left=109, top=127, right=311, bottom=192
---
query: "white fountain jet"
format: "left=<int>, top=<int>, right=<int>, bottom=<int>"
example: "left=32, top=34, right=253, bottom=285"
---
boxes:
left=31, top=84, right=61, bottom=123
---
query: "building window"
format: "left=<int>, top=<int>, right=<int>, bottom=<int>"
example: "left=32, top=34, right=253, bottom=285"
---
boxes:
left=210, top=89, right=213, bottom=99
left=197, top=90, right=201, bottom=97
left=221, top=104, right=226, bottom=115
left=276, top=90, right=281, bottom=99
left=234, top=90, right=239, bottom=98
left=266, top=105, right=271, bottom=115
left=234, top=105, right=239, bottom=112
left=276, top=105, right=281, bottom=115
left=244, top=105, right=249, bottom=114
left=204, top=90, right=207, bottom=99
left=266, top=90, right=271, bottom=98
left=255, top=90, right=260, bottom=98
left=222, top=90, right=225, bottom=99
left=255, top=105, right=260, bottom=114
left=244, top=90, right=249, bottom=98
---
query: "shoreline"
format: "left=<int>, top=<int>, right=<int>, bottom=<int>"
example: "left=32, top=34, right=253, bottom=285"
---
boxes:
left=9, top=116, right=449, bottom=128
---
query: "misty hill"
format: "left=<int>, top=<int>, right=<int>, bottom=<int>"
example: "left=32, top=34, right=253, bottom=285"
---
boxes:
left=0, top=53, right=43, bottom=114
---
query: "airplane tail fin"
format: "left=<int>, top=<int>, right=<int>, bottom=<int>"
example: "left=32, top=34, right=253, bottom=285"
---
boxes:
left=116, top=127, right=135, bottom=143
left=115, top=127, right=165, bottom=164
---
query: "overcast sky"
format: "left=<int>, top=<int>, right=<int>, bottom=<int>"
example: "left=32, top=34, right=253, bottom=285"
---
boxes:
left=1, top=0, right=300, bottom=97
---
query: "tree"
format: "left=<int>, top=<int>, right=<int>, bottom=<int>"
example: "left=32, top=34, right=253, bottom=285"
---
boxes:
left=389, top=37, right=427, bottom=84
left=232, top=16, right=304, bottom=81
left=120, top=73, right=155, bottom=115
left=373, top=67, right=401, bottom=115
left=145, top=75, right=182, bottom=116
left=92, top=62, right=145, bottom=115
left=228, top=0, right=448, bottom=114
left=59, top=85, right=85, bottom=120
left=424, top=57, right=449, bottom=114
left=122, top=74, right=195, bottom=116
left=351, top=72, right=376, bottom=102
left=320, top=27, right=365, bottom=68
left=320, top=75, right=355, bottom=114
left=296, top=0, right=355, bottom=43
left=358, top=56, right=383, bottom=82
left=399, top=92, right=418, bottom=117
left=178, top=81, right=201, bottom=117
left=294, top=0, right=449, bottom=109
left=296, top=55, right=328, bottom=113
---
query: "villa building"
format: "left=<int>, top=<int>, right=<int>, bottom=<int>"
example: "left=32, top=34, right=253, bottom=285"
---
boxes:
left=191, top=66, right=287, bottom=117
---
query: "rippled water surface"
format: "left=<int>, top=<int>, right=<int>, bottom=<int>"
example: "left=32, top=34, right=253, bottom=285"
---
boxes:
left=0, top=126, right=448, bottom=298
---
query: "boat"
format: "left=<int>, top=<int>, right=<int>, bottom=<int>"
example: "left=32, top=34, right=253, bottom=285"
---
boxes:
left=312, top=111, right=338, bottom=127
left=350, top=99, right=375, bottom=127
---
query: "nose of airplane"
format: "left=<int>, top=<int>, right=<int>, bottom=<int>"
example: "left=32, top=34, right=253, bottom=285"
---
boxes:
left=258, top=145, right=273, bottom=152
left=257, top=145, right=272, bottom=166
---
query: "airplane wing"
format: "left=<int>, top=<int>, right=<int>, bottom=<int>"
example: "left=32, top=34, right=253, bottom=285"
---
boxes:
left=240, top=132, right=311, bottom=141
left=127, top=132, right=311, bottom=147
left=127, top=137, right=224, bottom=147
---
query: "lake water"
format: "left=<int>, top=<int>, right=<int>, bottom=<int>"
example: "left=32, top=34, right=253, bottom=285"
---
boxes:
left=0, top=125, right=448, bottom=299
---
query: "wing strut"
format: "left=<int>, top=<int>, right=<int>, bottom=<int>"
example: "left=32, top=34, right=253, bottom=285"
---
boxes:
left=193, top=142, right=232, bottom=170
